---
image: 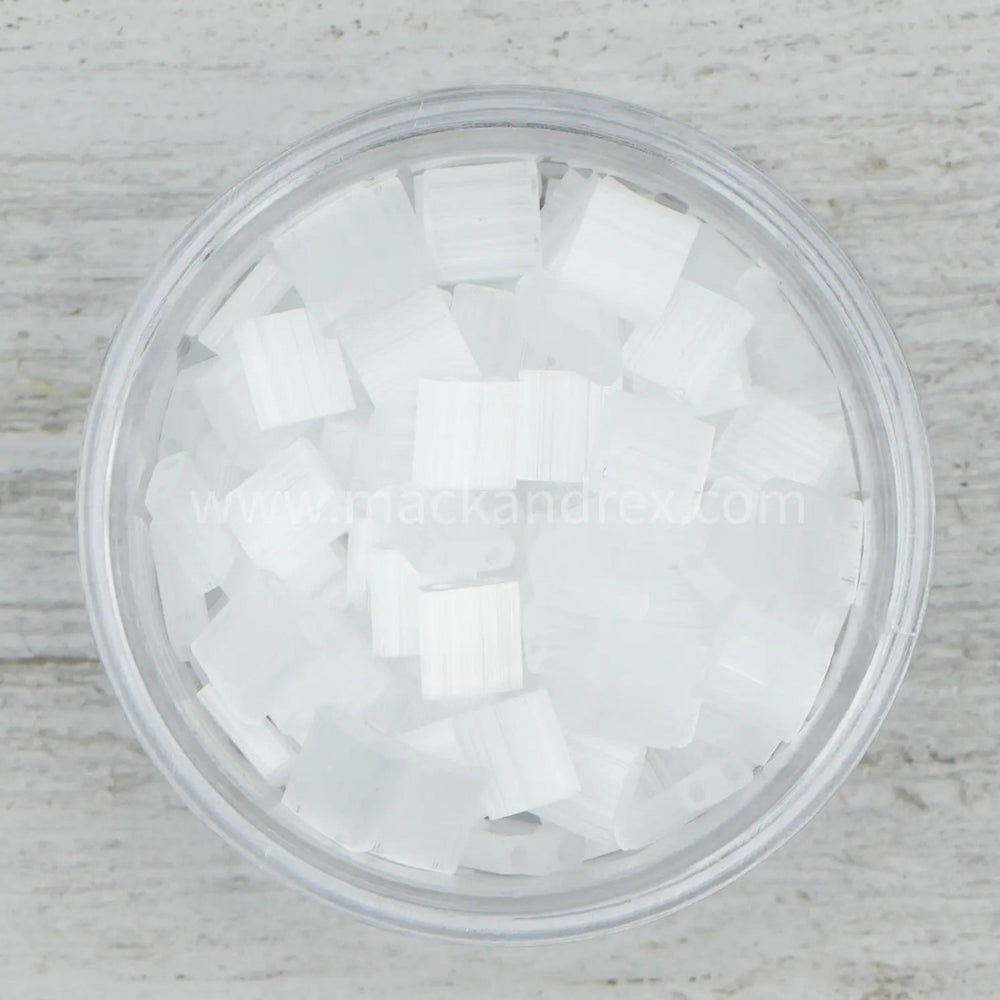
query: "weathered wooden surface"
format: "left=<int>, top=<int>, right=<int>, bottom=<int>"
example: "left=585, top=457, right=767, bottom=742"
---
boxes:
left=1, top=1, right=997, bottom=996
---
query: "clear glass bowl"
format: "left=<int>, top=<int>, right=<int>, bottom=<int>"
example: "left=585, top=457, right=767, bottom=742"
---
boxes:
left=77, top=86, right=934, bottom=943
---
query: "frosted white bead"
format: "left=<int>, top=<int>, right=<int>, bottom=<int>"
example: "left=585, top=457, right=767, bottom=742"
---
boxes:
left=691, top=341, right=752, bottom=417
left=281, top=541, right=346, bottom=596
left=234, top=308, right=355, bottom=429
left=415, top=159, right=541, bottom=282
left=698, top=605, right=833, bottom=742
left=522, top=606, right=599, bottom=677
left=267, top=622, right=392, bottom=745
left=516, top=370, right=605, bottom=483
left=507, top=271, right=622, bottom=385
left=706, top=480, right=864, bottom=617
left=418, top=580, right=524, bottom=700
left=622, top=279, right=754, bottom=409
left=349, top=406, right=416, bottom=491
left=615, top=746, right=753, bottom=850
left=282, top=710, right=486, bottom=871
left=735, top=266, right=842, bottom=418
left=540, top=170, right=597, bottom=265
left=191, top=434, right=249, bottom=498
left=460, top=818, right=587, bottom=875
left=193, top=353, right=308, bottom=470
left=694, top=705, right=781, bottom=767
left=145, top=452, right=237, bottom=591
left=411, top=378, right=521, bottom=490
left=528, top=523, right=648, bottom=622
left=456, top=690, right=578, bottom=818
left=273, top=175, right=435, bottom=330
left=345, top=516, right=376, bottom=610
left=338, top=287, right=480, bottom=408
left=450, top=283, right=515, bottom=376
left=588, top=390, right=715, bottom=522
left=680, top=223, right=753, bottom=299
left=535, top=734, right=646, bottom=843
left=367, top=548, right=422, bottom=657
left=399, top=523, right=516, bottom=581
left=198, top=254, right=293, bottom=353
left=149, top=520, right=209, bottom=659
left=548, top=619, right=708, bottom=749
left=198, top=685, right=296, bottom=785
left=711, top=389, right=842, bottom=486
left=318, top=413, right=365, bottom=487
left=159, top=367, right=209, bottom=456
left=224, top=438, right=350, bottom=580
left=190, top=577, right=322, bottom=721
left=550, top=177, right=700, bottom=324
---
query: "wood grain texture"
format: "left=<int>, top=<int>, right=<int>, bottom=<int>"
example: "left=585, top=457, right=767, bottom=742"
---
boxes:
left=1, top=0, right=998, bottom=996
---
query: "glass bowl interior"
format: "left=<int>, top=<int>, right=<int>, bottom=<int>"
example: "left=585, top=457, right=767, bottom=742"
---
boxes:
left=78, top=87, right=933, bottom=942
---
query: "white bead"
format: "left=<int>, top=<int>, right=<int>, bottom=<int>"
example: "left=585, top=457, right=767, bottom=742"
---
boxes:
left=711, top=389, right=842, bottom=486
left=399, top=523, right=516, bottom=581
left=694, top=705, right=780, bottom=767
left=159, top=367, right=209, bottom=456
left=460, top=818, right=587, bottom=875
left=451, top=690, right=579, bottom=819
left=450, top=283, right=515, bottom=376
left=680, top=223, right=752, bottom=299
left=706, top=480, right=864, bottom=618
left=415, top=159, right=541, bottom=282
left=224, top=438, right=350, bottom=579
left=318, top=413, right=365, bottom=487
left=192, top=353, right=309, bottom=470
left=350, top=406, right=416, bottom=491
left=338, top=287, right=480, bottom=408
left=550, top=177, right=700, bottom=324
left=540, top=170, right=596, bottom=265
left=345, top=516, right=376, bottom=610
left=282, top=709, right=487, bottom=871
left=367, top=548, right=422, bottom=657
left=190, top=577, right=322, bottom=721
left=280, top=540, right=346, bottom=596
left=516, top=370, right=605, bottom=483
left=148, top=519, right=209, bottom=659
left=234, top=308, right=355, bottom=429
left=691, top=341, right=752, bottom=417
left=198, top=254, right=293, bottom=352
left=273, top=174, right=434, bottom=330
left=267, top=622, right=392, bottom=744
left=735, top=266, right=842, bottom=419
left=697, top=605, right=833, bottom=742
left=507, top=271, right=622, bottom=385
left=615, top=745, right=752, bottom=850
left=145, top=452, right=237, bottom=591
left=528, top=523, right=649, bottom=621
left=191, top=433, right=249, bottom=498
left=548, top=619, right=708, bottom=749
left=411, top=378, right=520, bottom=490
left=623, top=279, right=754, bottom=409
left=197, top=685, right=296, bottom=785
left=407, top=691, right=581, bottom=819
left=418, top=580, right=524, bottom=700
left=535, top=734, right=646, bottom=843
left=588, top=390, right=715, bottom=522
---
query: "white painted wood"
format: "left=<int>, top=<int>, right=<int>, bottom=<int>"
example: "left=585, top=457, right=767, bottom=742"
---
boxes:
left=2, top=1, right=997, bottom=993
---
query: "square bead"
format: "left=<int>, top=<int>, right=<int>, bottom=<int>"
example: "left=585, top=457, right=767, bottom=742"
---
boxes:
left=235, top=308, right=355, bottom=429
left=338, top=288, right=480, bottom=408
left=274, top=174, right=435, bottom=330
left=550, top=177, right=700, bottom=323
left=415, top=159, right=541, bottom=282
left=418, top=580, right=524, bottom=700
